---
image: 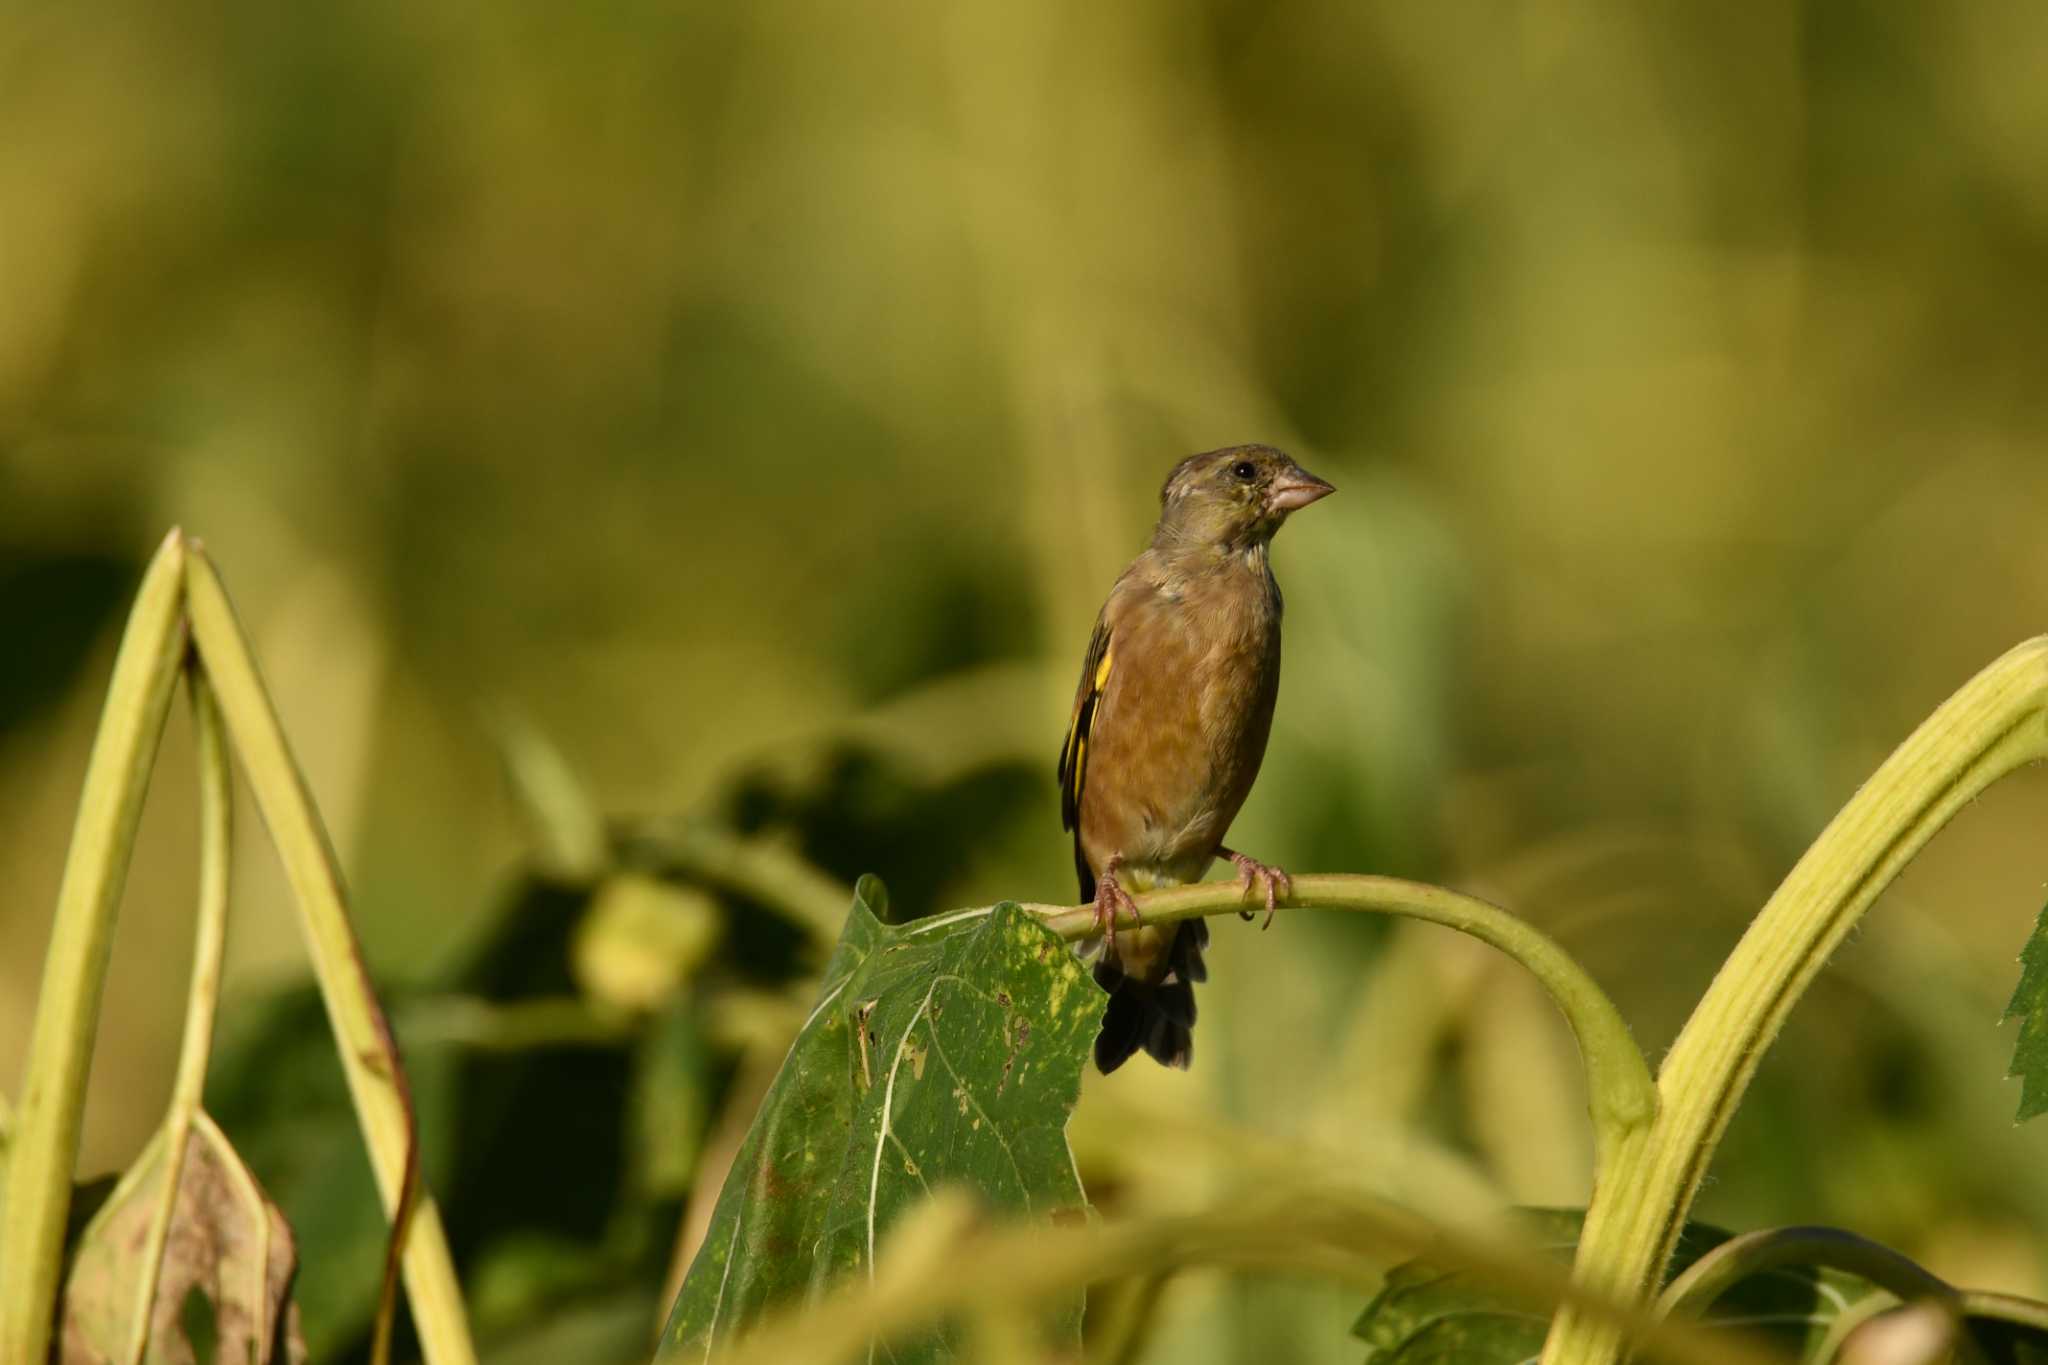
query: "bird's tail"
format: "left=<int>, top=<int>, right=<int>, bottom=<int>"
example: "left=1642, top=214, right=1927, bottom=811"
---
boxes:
left=1092, top=918, right=1209, bottom=1073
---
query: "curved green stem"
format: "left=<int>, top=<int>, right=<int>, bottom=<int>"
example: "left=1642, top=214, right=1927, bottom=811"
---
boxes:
left=1656, top=1226, right=1955, bottom=1322
left=1958, top=1291, right=2048, bottom=1336
left=702, top=1183, right=1776, bottom=1365
left=628, top=819, right=853, bottom=954
left=916, top=873, right=1655, bottom=1169
left=0, top=531, right=188, bottom=1365
left=123, top=670, right=235, bottom=1364
left=1544, top=636, right=2048, bottom=1365
left=185, top=542, right=478, bottom=1365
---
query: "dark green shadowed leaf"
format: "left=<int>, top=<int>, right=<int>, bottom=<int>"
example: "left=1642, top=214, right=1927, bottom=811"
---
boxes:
left=205, top=989, right=432, bottom=1361
left=2003, top=902, right=2048, bottom=1121
left=1352, top=1210, right=1887, bottom=1364
left=659, top=880, right=1100, bottom=1362
left=1966, top=1313, right=2048, bottom=1363
left=0, top=548, right=139, bottom=738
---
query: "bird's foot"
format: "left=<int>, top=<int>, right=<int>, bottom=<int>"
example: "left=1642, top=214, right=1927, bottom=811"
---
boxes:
left=1093, top=861, right=1142, bottom=960
left=1221, top=847, right=1291, bottom=929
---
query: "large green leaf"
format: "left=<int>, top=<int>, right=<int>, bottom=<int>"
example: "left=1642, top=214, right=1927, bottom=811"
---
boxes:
left=658, top=879, right=1099, bottom=1361
left=1352, top=1210, right=1884, bottom=1364
left=2004, top=902, right=2048, bottom=1122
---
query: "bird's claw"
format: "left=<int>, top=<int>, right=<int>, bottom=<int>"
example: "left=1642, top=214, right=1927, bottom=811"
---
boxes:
left=1093, top=866, right=1142, bottom=959
left=1223, top=848, right=1291, bottom=930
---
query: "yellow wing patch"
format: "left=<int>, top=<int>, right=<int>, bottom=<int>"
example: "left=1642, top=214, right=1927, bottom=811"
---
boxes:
left=1068, top=646, right=1113, bottom=804
left=1058, top=623, right=1113, bottom=835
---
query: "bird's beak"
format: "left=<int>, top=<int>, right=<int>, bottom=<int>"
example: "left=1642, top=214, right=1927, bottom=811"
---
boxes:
left=1268, top=468, right=1336, bottom=513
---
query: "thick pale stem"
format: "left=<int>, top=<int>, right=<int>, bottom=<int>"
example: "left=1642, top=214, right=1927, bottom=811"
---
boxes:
left=701, top=1185, right=1776, bottom=1365
left=1960, top=1292, right=2048, bottom=1337
left=0, top=531, right=187, bottom=1365
left=184, top=543, right=479, bottom=1365
left=914, top=873, right=1656, bottom=1169
left=1542, top=636, right=2048, bottom=1365
left=123, top=671, right=235, bottom=1365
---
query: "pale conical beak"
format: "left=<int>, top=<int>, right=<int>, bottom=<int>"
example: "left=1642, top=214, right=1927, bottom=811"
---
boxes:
left=1268, top=468, right=1336, bottom=513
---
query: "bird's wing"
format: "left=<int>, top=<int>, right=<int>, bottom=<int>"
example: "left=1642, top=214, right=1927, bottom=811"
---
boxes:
left=1057, top=612, right=1114, bottom=836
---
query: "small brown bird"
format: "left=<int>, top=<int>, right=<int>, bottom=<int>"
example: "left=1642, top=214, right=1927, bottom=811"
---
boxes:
left=1058, top=445, right=1334, bottom=1072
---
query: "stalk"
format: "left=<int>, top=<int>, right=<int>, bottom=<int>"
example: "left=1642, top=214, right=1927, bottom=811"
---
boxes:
left=918, top=873, right=1657, bottom=1168
left=0, top=532, right=188, bottom=1365
left=1542, top=637, right=2048, bottom=1365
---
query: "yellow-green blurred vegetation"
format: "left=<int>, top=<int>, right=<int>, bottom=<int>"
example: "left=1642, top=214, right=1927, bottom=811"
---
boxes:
left=7, top=1, right=2048, bottom=1362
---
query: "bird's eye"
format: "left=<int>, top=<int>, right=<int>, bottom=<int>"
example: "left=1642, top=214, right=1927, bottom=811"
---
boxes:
left=1231, top=460, right=1258, bottom=482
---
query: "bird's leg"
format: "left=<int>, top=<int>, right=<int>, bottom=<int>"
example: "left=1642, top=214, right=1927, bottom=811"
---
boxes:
left=1093, top=853, right=1142, bottom=960
left=1220, top=847, right=1292, bottom=929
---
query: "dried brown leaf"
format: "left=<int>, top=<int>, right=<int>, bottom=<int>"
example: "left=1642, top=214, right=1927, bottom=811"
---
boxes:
left=60, top=1112, right=306, bottom=1365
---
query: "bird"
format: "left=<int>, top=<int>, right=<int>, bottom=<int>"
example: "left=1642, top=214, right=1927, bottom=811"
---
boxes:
left=1057, top=445, right=1334, bottom=1072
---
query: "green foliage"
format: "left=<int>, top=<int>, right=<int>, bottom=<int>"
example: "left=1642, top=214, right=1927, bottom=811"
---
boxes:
left=18, top=2, right=2048, bottom=1354
left=659, top=880, right=1099, bottom=1362
left=205, top=991, right=435, bottom=1361
left=2005, top=903, right=2048, bottom=1122
left=190, top=713, right=1041, bottom=1363
left=0, top=547, right=138, bottom=734
left=1353, top=1211, right=1880, bottom=1365
left=205, top=874, right=697, bottom=1363
left=1969, top=1317, right=2048, bottom=1365
left=19, top=538, right=2048, bottom=1365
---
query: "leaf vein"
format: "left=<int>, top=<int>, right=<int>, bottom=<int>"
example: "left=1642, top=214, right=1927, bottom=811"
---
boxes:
left=923, top=1023, right=1028, bottom=1200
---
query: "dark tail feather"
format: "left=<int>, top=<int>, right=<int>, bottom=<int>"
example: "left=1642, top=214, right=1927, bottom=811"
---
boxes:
left=1092, top=920, right=1209, bottom=1073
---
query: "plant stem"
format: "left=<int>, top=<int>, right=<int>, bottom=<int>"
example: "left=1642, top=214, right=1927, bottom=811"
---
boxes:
left=0, top=531, right=188, bottom=1365
left=1542, top=636, right=2048, bottom=1365
left=915, top=874, right=1656, bottom=1168
left=701, top=1184, right=1776, bottom=1365
left=183, top=542, right=479, bottom=1365
left=1656, top=1226, right=1955, bottom=1321
left=629, top=818, right=853, bottom=952
left=1959, top=1291, right=2048, bottom=1336
left=122, top=670, right=236, bottom=1365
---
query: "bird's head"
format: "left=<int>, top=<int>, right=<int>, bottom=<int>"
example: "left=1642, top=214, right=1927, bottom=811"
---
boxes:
left=1154, top=445, right=1335, bottom=555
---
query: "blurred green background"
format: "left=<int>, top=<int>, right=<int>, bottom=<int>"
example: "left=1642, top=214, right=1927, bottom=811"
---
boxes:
left=7, top=2, right=2048, bottom=1361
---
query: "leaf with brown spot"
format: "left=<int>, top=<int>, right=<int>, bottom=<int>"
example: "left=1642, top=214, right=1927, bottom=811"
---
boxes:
left=658, top=879, right=1100, bottom=1362
left=60, top=1112, right=306, bottom=1365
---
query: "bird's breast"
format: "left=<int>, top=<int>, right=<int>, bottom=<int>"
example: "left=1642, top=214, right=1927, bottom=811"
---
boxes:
left=1080, top=574, right=1281, bottom=878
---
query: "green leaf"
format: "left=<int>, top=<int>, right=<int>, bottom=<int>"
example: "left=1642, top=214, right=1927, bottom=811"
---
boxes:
left=658, top=879, right=1099, bottom=1361
left=208, top=865, right=708, bottom=1358
left=484, top=1288, right=659, bottom=1365
left=492, top=710, right=610, bottom=883
left=1967, top=1314, right=2048, bottom=1364
left=632, top=1002, right=715, bottom=1202
left=0, top=547, right=138, bottom=738
left=2004, top=902, right=2048, bottom=1121
left=1352, top=1210, right=1885, bottom=1364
